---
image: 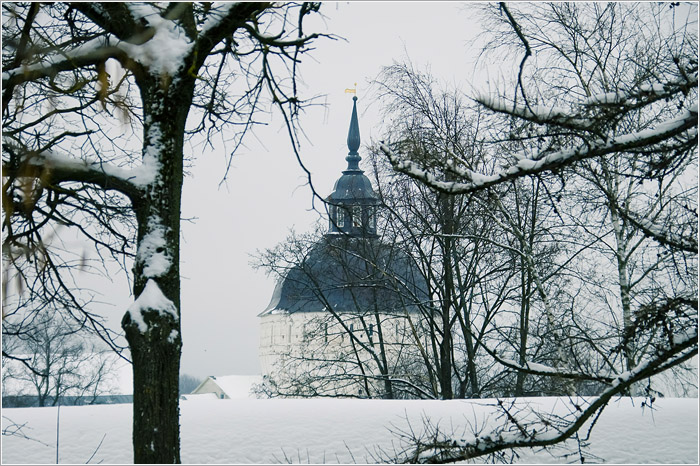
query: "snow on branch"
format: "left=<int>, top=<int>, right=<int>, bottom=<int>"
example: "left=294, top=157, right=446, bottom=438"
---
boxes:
left=478, top=73, right=698, bottom=130
left=119, top=4, right=193, bottom=76
left=126, top=279, right=179, bottom=334
left=380, top=106, right=697, bottom=195
left=1, top=36, right=127, bottom=89
left=2, top=146, right=158, bottom=200
left=478, top=94, right=594, bottom=131
left=2, top=4, right=195, bottom=89
left=392, top=330, right=697, bottom=463
left=584, top=74, right=698, bottom=106
left=622, top=212, right=698, bottom=254
left=199, top=3, right=241, bottom=35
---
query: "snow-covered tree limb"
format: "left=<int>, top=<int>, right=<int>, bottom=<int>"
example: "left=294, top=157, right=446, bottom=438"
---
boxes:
left=394, top=329, right=697, bottom=463
left=2, top=147, right=147, bottom=201
left=621, top=210, right=698, bottom=254
left=381, top=105, right=697, bottom=195
left=478, top=74, right=698, bottom=134
left=2, top=40, right=129, bottom=89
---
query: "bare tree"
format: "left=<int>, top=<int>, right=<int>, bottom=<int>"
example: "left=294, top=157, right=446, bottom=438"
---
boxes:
left=2, top=310, right=121, bottom=407
left=374, top=2, right=696, bottom=462
left=2, top=2, right=326, bottom=462
left=366, top=68, right=503, bottom=400
left=370, top=63, right=582, bottom=400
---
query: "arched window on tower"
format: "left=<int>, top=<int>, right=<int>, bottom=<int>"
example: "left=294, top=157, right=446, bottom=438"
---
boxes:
left=368, top=207, right=376, bottom=230
left=337, top=207, right=345, bottom=228
left=352, top=206, right=362, bottom=228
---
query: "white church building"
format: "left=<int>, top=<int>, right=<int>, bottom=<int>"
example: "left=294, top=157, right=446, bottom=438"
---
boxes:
left=258, top=98, right=429, bottom=398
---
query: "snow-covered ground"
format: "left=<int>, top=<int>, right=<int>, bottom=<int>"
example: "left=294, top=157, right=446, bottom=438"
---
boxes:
left=1, top=397, right=697, bottom=464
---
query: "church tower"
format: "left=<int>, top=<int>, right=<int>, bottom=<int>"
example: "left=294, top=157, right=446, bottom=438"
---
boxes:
left=258, top=97, right=428, bottom=398
left=326, top=96, right=380, bottom=237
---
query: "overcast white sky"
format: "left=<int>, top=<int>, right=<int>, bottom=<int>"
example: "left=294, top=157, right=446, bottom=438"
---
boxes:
left=91, top=2, right=486, bottom=379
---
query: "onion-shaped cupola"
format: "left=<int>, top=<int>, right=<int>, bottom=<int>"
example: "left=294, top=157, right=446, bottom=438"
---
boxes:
left=327, top=96, right=380, bottom=237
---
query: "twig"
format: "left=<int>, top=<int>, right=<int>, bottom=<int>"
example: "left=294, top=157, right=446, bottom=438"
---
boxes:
left=1, top=416, right=52, bottom=447
left=85, top=433, right=107, bottom=464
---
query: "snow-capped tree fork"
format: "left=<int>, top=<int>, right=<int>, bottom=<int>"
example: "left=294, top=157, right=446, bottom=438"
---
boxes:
left=2, top=2, right=327, bottom=463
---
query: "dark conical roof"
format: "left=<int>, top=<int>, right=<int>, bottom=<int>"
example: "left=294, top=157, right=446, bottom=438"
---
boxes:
left=259, top=236, right=429, bottom=316
left=347, top=96, right=361, bottom=157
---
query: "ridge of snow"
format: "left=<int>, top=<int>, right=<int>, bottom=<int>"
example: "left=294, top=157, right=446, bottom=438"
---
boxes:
left=1, top=397, right=697, bottom=464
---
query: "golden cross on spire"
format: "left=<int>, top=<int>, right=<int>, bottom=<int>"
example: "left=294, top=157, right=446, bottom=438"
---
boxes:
left=344, top=83, right=357, bottom=95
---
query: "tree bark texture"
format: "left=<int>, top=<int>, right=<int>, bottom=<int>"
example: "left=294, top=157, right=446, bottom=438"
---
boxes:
left=121, top=75, right=194, bottom=464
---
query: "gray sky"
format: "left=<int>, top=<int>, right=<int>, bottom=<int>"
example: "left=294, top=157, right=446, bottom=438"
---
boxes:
left=91, top=2, right=484, bottom=379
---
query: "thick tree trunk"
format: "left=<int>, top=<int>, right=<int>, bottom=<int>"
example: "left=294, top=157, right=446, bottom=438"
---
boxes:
left=121, top=74, right=193, bottom=464
left=127, top=323, right=181, bottom=463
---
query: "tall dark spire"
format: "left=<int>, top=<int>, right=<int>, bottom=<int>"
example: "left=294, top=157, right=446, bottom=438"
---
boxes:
left=327, top=96, right=379, bottom=238
left=346, top=96, right=361, bottom=170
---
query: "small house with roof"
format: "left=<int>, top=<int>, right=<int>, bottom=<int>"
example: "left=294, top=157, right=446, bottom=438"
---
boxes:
left=188, top=375, right=262, bottom=400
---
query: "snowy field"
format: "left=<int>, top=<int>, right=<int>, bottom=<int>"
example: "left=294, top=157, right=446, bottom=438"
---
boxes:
left=1, top=397, right=697, bottom=464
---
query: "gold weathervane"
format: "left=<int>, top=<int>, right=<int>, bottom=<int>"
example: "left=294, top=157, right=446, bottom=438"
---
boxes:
left=344, top=83, right=357, bottom=95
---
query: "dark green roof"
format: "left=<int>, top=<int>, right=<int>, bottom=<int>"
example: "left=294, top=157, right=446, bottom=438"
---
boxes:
left=259, top=236, right=429, bottom=316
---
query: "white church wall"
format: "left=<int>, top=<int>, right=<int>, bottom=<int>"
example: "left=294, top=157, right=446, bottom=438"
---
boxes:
left=259, top=310, right=426, bottom=397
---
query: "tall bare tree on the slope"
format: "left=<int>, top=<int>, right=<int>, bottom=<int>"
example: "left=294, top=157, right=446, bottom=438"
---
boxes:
left=380, top=2, right=697, bottom=462
left=2, top=2, right=325, bottom=463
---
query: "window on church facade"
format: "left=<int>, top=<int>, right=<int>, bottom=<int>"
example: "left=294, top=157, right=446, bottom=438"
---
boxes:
left=352, top=206, right=362, bottom=227
left=337, top=207, right=345, bottom=227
